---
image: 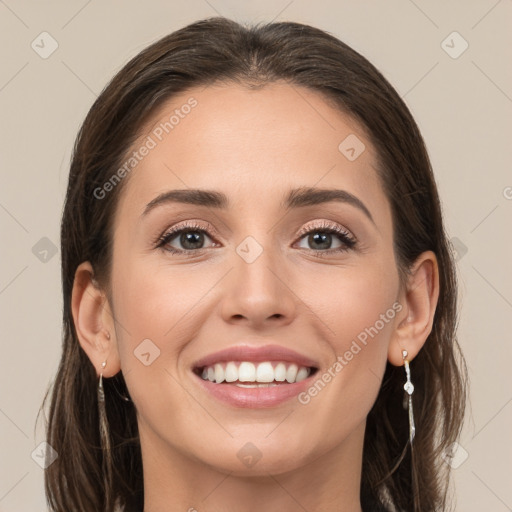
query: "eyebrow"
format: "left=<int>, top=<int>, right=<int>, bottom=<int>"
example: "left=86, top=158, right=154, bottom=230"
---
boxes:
left=142, top=186, right=375, bottom=225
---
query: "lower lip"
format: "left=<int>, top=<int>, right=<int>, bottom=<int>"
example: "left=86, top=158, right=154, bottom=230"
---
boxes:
left=192, top=371, right=316, bottom=408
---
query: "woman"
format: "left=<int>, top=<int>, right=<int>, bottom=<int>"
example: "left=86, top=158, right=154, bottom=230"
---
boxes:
left=39, top=16, right=467, bottom=512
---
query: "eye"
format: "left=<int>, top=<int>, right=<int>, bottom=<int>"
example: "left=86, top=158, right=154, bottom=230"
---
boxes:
left=154, top=221, right=217, bottom=254
left=154, top=219, right=357, bottom=256
left=294, top=221, right=357, bottom=255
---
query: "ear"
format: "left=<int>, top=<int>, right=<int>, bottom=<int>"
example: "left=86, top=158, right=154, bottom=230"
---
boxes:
left=388, top=250, right=440, bottom=366
left=71, top=261, right=121, bottom=377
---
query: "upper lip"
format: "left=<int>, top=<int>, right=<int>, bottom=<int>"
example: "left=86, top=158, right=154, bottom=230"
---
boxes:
left=192, top=344, right=319, bottom=370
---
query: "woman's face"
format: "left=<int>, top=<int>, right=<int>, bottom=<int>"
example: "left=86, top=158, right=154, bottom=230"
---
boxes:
left=109, top=82, right=403, bottom=476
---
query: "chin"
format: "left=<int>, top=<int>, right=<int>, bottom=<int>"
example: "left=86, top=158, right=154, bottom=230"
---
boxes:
left=193, top=437, right=314, bottom=477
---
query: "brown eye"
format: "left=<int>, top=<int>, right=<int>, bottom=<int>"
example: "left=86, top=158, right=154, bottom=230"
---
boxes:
left=155, top=221, right=218, bottom=254
left=163, top=230, right=210, bottom=251
left=295, top=222, right=356, bottom=255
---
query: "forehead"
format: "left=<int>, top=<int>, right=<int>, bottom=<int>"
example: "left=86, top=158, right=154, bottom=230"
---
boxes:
left=115, top=81, right=387, bottom=225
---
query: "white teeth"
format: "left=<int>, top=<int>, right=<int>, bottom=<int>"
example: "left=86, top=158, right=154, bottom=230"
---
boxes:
left=198, top=361, right=312, bottom=384
left=225, top=361, right=238, bottom=382
left=256, top=362, right=274, bottom=382
left=295, top=366, right=310, bottom=382
left=274, top=362, right=287, bottom=381
left=214, top=363, right=224, bottom=384
left=285, top=363, right=298, bottom=383
left=238, top=362, right=256, bottom=382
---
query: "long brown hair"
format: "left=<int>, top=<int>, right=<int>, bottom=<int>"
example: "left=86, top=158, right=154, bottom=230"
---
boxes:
left=38, top=16, right=468, bottom=512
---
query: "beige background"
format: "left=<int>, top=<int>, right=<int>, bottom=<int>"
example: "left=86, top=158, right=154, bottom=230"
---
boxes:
left=1, top=1, right=511, bottom=510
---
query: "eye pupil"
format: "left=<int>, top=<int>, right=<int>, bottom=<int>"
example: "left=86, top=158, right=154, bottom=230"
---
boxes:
left=181, top=231, right=204, bottom=249
left=309, top=232, right=331, bottom=250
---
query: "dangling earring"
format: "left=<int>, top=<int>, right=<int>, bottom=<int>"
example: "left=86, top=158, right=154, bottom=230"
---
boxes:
left=98, top=361, right=106, bottom=402
left=402, top=349, right=416, bottom=444
left=98, top=360, right=112, bottom=455
left=102, top=331, right=131, bottom=403
left=98, top=360, right=113, bottom=508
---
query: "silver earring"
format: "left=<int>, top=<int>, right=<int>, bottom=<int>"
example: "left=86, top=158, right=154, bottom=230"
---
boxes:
left=97, top=360, right=113, bottom=503
left=98, top=361, right=107, bottom=402
left=98, top=360, right=112, bottom=453
left=402, top=350, right=416, bottom=444
left=99, top=359, right=131, bottom=404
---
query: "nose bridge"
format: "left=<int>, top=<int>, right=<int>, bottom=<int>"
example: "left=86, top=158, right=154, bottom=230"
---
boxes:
left=220, top=231, right=296, bottom=325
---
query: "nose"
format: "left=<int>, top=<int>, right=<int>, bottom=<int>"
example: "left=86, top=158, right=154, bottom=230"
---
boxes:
left=220, top=240, right=297, bottom=329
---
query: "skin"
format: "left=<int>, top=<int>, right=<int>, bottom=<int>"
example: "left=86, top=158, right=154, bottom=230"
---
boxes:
left=72, top=82, right=439, bottom=512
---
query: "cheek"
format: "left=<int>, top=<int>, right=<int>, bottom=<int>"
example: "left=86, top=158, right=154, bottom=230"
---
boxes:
left=332, top=276, right=397, bottom=353
left=109, top=257, right=205, bottom=410
left=300, top=256, right=398, bottom=404
left=108, top=257, right=174, bottom=376
left=276, top=260, right=400, bottom=458
left=112, top=255, right=203, bottom=339
left=305, top=255, right=399, bottom=353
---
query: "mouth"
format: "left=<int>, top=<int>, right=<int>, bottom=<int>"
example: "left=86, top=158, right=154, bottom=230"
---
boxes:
left=193, top=361, right=318, bottom=385
left=192, top=361, right=319, bottom=408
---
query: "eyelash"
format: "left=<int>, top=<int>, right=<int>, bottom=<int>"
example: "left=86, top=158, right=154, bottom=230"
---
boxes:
left=153, top=220, right=357, bottom=257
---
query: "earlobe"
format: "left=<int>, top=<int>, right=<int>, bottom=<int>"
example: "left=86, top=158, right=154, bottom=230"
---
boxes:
left=71, top=261, right=121, bottom=377
left=387, top=250, right=440, bottom=366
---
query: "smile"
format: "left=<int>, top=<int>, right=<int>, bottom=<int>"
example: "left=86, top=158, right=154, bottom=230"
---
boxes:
left=195, top=361, right=315, bottom=385
left=192, top=361, right=319, bottom=408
